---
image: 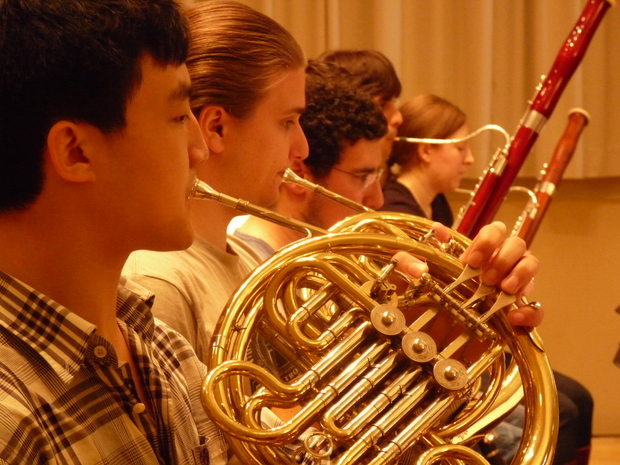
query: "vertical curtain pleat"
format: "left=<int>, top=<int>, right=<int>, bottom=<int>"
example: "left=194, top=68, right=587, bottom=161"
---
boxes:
left=199, top=0, right=618, bottom=179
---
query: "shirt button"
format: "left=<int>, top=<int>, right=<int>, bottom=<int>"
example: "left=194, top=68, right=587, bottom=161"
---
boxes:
left=132, top=403, right=146, bottom=414
left=94, top=346, right=108, bottom=358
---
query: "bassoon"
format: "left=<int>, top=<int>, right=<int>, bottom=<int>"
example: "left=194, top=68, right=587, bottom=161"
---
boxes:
left=454, top=0, right=613, bottom=238
left=512, top=109, right=590, bottom=247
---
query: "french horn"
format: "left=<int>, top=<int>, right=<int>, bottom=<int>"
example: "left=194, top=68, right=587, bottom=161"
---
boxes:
left=192, top=177, right=558, bottom=465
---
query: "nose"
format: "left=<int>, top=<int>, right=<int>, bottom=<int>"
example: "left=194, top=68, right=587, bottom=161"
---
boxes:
left=463, top=147, right=474, bottom=165
left=389, top=108, right=403, bottom=131
left=363, top=179, right=384, bottom=210
left=188, top=113, right=208, bottom=168
left=383, top=100, right=403, bottom=131
left=291, top=124, right=309, bottom=162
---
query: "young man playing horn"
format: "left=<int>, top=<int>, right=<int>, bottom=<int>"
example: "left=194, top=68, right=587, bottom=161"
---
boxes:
left=234, top=60, right=388, bottom=256
left=0, top=0, right=229, bottom=464
left=122, top=0, right=309, bottom=365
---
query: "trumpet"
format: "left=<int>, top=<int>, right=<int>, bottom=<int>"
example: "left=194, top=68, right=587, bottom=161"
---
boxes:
left=192, top=176, right=558, bottom=465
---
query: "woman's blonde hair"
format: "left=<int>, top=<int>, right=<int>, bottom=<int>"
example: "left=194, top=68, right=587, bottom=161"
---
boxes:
left=186, top=0, right=306, bottom=118
left=389, top=94, right=466, bottom=168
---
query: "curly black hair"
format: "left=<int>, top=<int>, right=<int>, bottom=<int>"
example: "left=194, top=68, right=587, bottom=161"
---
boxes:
left=301, top=61, right=388, bottom=179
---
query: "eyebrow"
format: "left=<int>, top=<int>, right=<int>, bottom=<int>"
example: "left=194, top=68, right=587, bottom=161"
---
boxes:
left=289, top=106, right=306, bottom=116
left=169, top=82, right=193, bottom=102
left=351, top=167, right=380, bottom=175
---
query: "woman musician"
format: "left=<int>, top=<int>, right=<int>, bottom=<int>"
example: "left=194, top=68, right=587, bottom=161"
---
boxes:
left=381, top=93, right=593, bottom=465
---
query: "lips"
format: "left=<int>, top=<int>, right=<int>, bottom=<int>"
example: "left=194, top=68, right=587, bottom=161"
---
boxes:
left=186, top=174, right=199, bottom=199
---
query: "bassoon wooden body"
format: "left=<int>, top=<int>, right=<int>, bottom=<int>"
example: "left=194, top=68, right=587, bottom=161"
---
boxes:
left=455, top=0, right=613, bottom=238
left=513, top=109, right=590, bottom=247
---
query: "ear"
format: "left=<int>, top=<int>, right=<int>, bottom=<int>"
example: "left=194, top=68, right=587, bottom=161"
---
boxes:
left=418, top=143, right=434, bottom=164
left=197, top=105, right=226, bottom=155
left=46, top=121, right=97, bottom=183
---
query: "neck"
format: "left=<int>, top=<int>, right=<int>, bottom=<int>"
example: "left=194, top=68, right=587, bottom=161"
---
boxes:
left=396, top=169, right=438, bottom=218
left=190, top=199, right=235, bottom=251
left=0, top=207, right=124, bottom=339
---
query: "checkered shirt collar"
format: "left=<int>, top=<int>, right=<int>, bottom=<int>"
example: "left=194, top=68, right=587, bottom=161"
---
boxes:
left=0, top=271, right=156, bottom=383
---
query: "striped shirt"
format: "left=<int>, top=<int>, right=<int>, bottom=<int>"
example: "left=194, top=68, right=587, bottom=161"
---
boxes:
left=0, top=272, right=228, bottom=465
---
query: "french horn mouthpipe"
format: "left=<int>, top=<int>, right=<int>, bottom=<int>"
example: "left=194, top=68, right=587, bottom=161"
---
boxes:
left=191, top=178, right=328, bottom=237
left=282, top=168, right=370, bottom=213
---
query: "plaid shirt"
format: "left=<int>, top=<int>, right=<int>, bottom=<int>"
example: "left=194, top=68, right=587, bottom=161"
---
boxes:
left=0, top=272, right=228, bottom=465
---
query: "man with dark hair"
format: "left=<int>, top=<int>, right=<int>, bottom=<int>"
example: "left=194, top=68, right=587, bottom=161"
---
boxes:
left=0, top=1, right=225, bottom=463
left=316, top=49, right=403, bottom=161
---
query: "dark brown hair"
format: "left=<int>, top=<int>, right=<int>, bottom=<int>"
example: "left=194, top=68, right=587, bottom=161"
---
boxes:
left=316, top=49, right=401, bottom=105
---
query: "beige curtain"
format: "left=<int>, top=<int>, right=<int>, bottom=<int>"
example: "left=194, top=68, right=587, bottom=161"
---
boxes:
left=194, top=0, right=620, bottom=179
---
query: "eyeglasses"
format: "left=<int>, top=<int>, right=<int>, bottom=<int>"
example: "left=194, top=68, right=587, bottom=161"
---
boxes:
left=332, top=166, right=384, bottom=190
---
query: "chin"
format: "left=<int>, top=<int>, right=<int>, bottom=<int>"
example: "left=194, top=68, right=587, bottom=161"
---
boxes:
left=262, top=190, right=281, bottom=209
left=173, top=227, right=196, bottom=250
left=149, top=224, right=195, bottom=252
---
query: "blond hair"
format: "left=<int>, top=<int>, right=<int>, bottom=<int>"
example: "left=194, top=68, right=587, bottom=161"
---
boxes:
left=186, top=0, right=306, bottom=118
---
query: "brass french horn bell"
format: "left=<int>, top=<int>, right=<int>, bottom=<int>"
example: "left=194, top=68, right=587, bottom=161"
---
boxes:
left=192, top=175, right=558, bottom=465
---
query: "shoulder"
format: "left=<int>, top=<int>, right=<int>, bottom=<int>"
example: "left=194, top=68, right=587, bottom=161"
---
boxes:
left=381, top=179, right=424, bottom=217
left=123, top=248, right=196, bottom=281
left=122, top=240, right=222, bottom=296
left=382, top=177, right=409, bottom=194
left=151, top=318, right=205, bottom=369
left=382, top=179, right=415, bottom=204
left=230, top=230, right=275, bottom=262
left=227, top=233, right=264, bottom=268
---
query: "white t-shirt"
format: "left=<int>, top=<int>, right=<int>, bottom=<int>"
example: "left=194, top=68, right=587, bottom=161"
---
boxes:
left=122, top=234, right=260, bottom=363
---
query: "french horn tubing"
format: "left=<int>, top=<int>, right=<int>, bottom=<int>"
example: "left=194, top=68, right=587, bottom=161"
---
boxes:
left=454, top=0, right=613, bottom=238
left=192, top=178, right=558, bottom=465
